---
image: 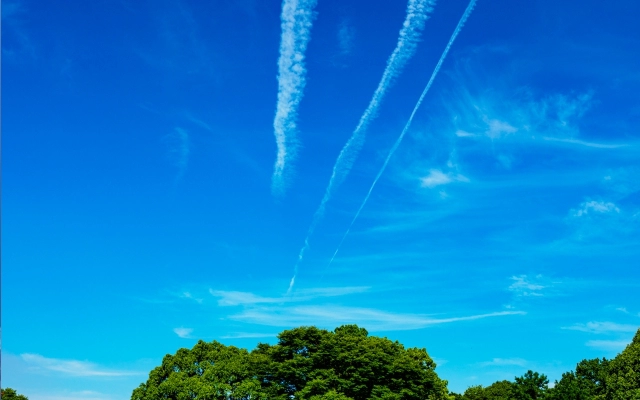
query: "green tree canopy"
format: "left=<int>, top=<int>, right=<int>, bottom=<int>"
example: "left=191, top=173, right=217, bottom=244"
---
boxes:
left=132, top=325, right=449, bottom=400
left=453, top=328, right=640, bottom=400
left=1, top=388, right=29, bottom=400
left=512, top=370, right=549, bottom=400
left=549, top=358, right=609, bottom=400
left=603, top=328, right=640, bottom=400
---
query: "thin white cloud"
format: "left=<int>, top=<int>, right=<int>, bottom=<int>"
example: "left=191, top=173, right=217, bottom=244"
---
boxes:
left=337, top=19, right=355, bottom=57
left=297, top=286, right=370, bottom=297
left=219, top=332, right=277, bottom=339
left=271, top=0, right=318, bottom=196
left=509, top=275, right=546, bottom=297
left=184, top=113, right=213, bottom=132
left=173, top=327, right=194, bottom=338
left=479, top=357, right=527, bottom=367
left=2, top=0, right=37, bottom=60
left=571, top=200, right=620, bottom=217
left=210, top=290, right=283, bottom=306
left=586, top=339, right=632, bottom=352
left=420, top=169, right=469, bottom=188
left=562, top=321, right=639, bottom=334
left=20, top=391, right=112, bottom=400
left=20, top=354, right=143, bottom=377
left=210, top=286, right=370, bottom=306
left=179, top=291, right=203, bottom=304
left=165, top=127, right=190, bottom=181
left=542, top=137, right=628, bottom=149
left=485, top=117, right=517, bottom=139
left=228, top=305, right=524, bottom=331
left=447, top=74, right=600, bottom=150
left=455, top=129, right=478, bottom=137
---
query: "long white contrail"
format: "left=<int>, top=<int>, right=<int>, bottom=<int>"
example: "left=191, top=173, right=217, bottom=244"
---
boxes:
left=287, top=0, right=436, bottom=293
left=271, top=0, right=318, bottom=197
left=326, top=0, right=478, bottom=268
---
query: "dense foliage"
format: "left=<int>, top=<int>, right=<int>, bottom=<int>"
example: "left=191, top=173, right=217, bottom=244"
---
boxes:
left=454, top=328, right=640, bottom=400
left=0, top=388, right=29, bottom=400
left=131, top=325, right=450, bottom=400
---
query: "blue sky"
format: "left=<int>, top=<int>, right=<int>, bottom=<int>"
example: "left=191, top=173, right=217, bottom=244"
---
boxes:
left=2, top=0, right=640, bottom=398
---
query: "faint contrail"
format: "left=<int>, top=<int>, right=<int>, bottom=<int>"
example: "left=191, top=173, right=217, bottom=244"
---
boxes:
left=326, top=0, right=478, bottom=268
left=271, top=0, right=318, bottom=197
left=287, top=0, right=436, bottom=293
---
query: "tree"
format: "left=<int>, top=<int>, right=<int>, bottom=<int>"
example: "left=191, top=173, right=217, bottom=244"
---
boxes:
left=483, top=380, right=515, bottom=400
left=132, top=325, right=450, bottom=400
left=549, top=358, right=609, bottom=400
left=512, top=370, right=548, bottom=400
left=1, top=388, right=29, bottom=400
left=131, top=340, right=267, bottom=399
left=603, top=328, right=640, bottom=400
left=457, top=380, right=513, bottom=400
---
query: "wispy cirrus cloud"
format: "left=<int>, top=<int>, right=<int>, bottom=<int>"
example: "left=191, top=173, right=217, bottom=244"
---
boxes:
left=165, top=127, right=190, bottom=181
left=542, top=137, right=629, bottom=149
left=562, top=321, right=638, bottom=334
left=173, top=327, right=194, bottom=338
left=453, top=90, right=594, bottom=142
left=18, top=391, right=113, bottom=400
left=337, top=18, right=355, bottom=58
left=228, top=305, right=525, bottom=331
left=420, top=169, right=469, bottom=188
left=2, top=0, right=37, bottom=60
left=508, top=275, right=547, bottom=297
left=479, top=357, right=527, bottom=367
left=178, top=291, right=203, bottom=304
left=271, top=0, right=318, bottom=196
left=586, top=339, right=632, bottom=352
left=210, top=286, right=369, bottom=306
left=20, top=354, right=143, bottom=377
left=571, top=200, right=620, bottom=217
left=219, top=332, right=277, bottom=339
left=330, top=17, right=356, bottom=67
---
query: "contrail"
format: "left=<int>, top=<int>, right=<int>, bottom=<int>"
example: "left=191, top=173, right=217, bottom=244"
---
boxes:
left=326, top=0, right=478, bottom=268
left=271, top=0, right=318, bottom=197
left=288, top=0, right=436, bottom=293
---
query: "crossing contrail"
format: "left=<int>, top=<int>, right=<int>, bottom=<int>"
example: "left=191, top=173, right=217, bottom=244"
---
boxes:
left=271, top=0, right=318, bottom=197
left=287, top=0, right=436, bottom=293
left=326, top=0, right=478, bottom=269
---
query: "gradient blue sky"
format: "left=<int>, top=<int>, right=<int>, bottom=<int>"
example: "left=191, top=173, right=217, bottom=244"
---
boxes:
left=3, top=0, right=640, bottom=398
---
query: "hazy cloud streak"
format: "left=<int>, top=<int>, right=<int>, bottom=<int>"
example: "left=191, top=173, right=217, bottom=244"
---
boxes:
left=229, top=306, right=524, bottom=331
left=289, top=0, right=436, bottom=292
left=165, top=127, right=190, bottom=182
left=326, top=0, right=478, bottom=268
left=562, top=321, right=639, bottom=334
left=271, top=0, right=318, bottom=196
left=211, top=286, right=369, bottom=306
left=20, top=354, right=143, bottom=377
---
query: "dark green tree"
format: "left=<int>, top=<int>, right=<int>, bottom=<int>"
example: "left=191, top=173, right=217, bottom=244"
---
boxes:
left=1, top=388, right=29, bottom=400
left=131, top=340, right=267, bottom=399
left=483, top=380, right=515, bottom=400
left=512, top=370, right=548, bottom=400
left=549, top=358, right=609, bottom=400
left=603, top=328, right=640, bottom=400
left=456, top=380, right=513, bottom=400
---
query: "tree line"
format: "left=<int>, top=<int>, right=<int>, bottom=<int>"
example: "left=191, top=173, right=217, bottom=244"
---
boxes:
left=3, top=325, right=638, bottom=399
